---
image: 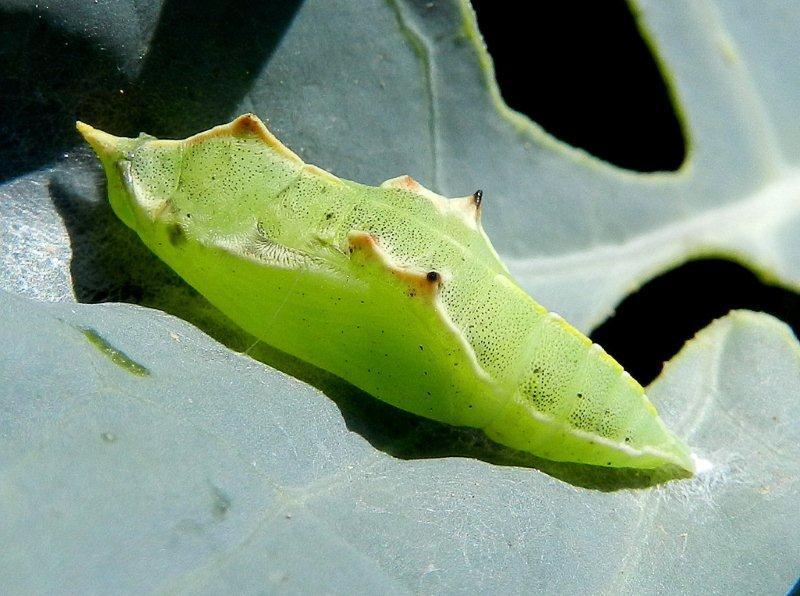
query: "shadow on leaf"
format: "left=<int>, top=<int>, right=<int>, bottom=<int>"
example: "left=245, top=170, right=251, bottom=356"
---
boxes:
left=0, top=0, right=302, bottom=181
left=0, top=8, right=128, bottom=180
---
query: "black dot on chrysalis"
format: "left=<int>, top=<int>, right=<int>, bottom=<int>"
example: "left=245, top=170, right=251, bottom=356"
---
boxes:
left=167, top=223, right=186, bottom=247
left=472, top=189, right=483, bottom=209
left=426, top=271, right=440, bottom=283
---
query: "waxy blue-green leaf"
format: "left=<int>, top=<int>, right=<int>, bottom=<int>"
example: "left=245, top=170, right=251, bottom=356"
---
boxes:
left=0, top=291, right=797, bottom=593
left=1, top=0, right=799, bottom=592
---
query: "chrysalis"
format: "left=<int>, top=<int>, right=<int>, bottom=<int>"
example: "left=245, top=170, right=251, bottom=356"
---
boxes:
left=78, top=114, right=694, bottom=473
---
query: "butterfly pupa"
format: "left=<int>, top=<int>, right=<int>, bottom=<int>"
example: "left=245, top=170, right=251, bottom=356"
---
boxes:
left=77, top=114, right=694, bottom=474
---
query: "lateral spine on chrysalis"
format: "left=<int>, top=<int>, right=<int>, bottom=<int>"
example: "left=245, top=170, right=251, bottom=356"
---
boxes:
left=184, top=113, right=303, bottom=165
left=346, top=229, right=491, bottom=383
left=381, top=175, right=483, bottom=231
left=347, top=231, right=443, bottom=301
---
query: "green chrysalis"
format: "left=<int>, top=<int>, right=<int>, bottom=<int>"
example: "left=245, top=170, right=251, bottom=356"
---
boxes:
left=77, top=114, right=694, bottom=473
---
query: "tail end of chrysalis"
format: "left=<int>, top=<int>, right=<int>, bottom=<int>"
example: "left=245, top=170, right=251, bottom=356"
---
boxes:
left=661, top=434, right=696, bottom=474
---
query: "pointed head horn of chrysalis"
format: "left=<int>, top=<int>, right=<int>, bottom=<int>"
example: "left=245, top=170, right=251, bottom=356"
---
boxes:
left=77, top=122, right=145, bottom=230
left=76, top=121, right=179, bottom=233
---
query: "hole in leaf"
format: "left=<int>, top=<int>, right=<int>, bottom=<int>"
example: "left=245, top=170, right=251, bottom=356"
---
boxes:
left=470, top=0, right=686, bottom=172
left=591, top=259, right=800, bottom=385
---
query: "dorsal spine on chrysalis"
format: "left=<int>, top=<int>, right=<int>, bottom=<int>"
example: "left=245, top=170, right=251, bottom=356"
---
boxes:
left=77, top=114, right=694, bottom=474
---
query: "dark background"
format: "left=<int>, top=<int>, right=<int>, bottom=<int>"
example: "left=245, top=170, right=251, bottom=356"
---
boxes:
left=471, top=0, right=800, bottom=384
